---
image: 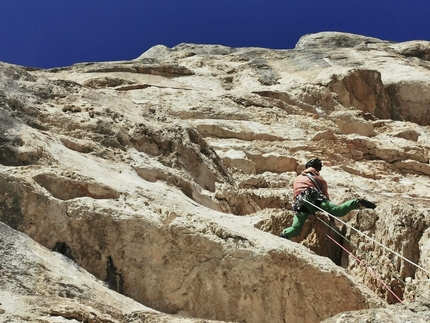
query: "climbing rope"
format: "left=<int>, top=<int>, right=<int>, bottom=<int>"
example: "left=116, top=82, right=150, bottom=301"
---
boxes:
left=304, top=199, right=430, bottom=276
left=314, top=215, right=407, bottom=287
left=325, top=233, right=404, bottom=304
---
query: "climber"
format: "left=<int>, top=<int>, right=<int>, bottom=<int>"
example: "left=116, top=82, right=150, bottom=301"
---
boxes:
left=280, top=158, right=376, bottom=240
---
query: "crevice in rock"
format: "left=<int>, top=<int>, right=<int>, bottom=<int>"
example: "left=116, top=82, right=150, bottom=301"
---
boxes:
left=33, top=173, right=120, bottom=200
left=105, top=256, right=124, bottom=294
left=52, top=241, right=76, bottom=262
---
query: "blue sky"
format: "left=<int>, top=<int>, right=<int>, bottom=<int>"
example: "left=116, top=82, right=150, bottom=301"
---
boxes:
left=1, top=0, right=429, bottom=68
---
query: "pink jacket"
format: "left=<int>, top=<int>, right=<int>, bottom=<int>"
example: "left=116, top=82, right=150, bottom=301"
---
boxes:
left=293, top=167, right=329, bottom=201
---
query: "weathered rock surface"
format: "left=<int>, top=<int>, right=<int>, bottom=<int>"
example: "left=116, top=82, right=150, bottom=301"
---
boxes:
left=1, top=31, right=430, bottom=322
left=322, top=301, right=430, bottom=323
left=0, top=222, right=227, bottom=322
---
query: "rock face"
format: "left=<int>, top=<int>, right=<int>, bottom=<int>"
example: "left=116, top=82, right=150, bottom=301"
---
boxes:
left=0, top=222, right=227, bottom=323
left=0, top=31, right=430, bottom=322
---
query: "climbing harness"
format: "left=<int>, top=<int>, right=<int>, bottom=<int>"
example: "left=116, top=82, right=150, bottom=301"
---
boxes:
left=292, top=173, right=327, bottom=213
left=293, top=187, right=320, bottom=212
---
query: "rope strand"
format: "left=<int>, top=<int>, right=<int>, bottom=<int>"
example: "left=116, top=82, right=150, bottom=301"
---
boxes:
left=315, top=215, right=408, bottom=302
left=305, top=200, right=430, bottom=276
left=326, top=234, right=404, bottom=303
left=314, top=216, right=407, bottom=286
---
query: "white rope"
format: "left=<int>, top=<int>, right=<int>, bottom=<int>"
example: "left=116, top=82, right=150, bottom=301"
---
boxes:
left=305, top=200, right=430, bottom=276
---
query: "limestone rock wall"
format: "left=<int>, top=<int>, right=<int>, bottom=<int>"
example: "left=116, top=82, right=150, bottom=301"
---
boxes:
left=0, top=222, right=228, bottom=323
left=1, top=32, right=430, bottom=322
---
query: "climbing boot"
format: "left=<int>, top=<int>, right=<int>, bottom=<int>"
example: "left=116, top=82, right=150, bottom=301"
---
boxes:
left=280, top=232, right=289, bottom=240
left=356, top=199, right=376, bottom=209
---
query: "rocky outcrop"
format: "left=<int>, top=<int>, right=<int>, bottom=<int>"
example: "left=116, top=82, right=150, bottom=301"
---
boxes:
left=0, top=222, right=227, bottom=323
left=322, top=301, right=430, bottom=323
left=1, top=32, right=430, bottom=322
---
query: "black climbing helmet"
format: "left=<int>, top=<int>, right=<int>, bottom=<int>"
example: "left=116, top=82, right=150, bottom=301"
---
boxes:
left=305, top=158, right=322, bottom=171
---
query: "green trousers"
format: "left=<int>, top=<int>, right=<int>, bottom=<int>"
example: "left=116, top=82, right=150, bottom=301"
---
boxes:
left=281, top=199, right=359, bottom=239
